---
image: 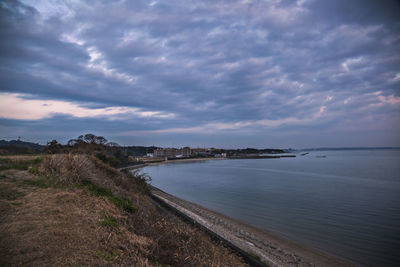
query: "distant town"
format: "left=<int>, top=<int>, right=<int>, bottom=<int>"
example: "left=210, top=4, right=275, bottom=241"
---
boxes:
left=0, top=136, right=290, bottom=164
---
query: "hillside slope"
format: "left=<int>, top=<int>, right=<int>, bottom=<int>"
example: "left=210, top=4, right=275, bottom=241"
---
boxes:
left=0, top=155, right=246, bottom=266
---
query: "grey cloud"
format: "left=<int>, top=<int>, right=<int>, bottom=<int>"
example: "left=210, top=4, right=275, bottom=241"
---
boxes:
left=0, top=0, right=399, bottom=147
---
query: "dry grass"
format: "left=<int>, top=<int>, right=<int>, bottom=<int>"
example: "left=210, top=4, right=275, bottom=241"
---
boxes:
left=0, top=155, right=42, bottom=160
left=37, top=154, right=93, bottom=184
left=0, top=155, right=247, bottom=266
left=0, top=184, right=152, bottom=266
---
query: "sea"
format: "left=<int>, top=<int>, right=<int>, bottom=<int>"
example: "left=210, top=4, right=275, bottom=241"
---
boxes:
left=142, top=149, right=400, bottom=266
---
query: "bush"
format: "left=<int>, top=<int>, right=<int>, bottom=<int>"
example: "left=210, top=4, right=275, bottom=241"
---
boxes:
left=39, top=154, right=92, bottom=184
left=121, top=169, right=151, bottom=193
left=95, top=152, right=120, bottom=168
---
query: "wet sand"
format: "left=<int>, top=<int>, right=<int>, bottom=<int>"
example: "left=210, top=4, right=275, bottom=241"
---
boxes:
left=151, top=187, right=354, bottom=267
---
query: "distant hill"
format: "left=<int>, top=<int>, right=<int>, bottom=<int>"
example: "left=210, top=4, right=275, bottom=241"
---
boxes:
left=0, top=140, right=44, bottom=154
left=0, top=140, right=44, bottom=150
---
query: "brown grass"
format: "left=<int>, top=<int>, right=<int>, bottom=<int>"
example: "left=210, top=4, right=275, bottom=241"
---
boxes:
left=0, top=184, right=152, bottom=266
left=0, top=155, right=247, bottom=266
left=0, top=155, right=41, bottom=160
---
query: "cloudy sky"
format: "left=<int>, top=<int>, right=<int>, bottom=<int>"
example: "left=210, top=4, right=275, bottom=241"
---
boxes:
left=0, top=0, right=399, bottom=148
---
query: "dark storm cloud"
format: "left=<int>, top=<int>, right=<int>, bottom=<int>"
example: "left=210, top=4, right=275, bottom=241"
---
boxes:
left=0, top=0, right=399, bottom=147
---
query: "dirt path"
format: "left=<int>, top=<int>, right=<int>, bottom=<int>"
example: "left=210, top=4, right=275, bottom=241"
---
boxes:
left=151, top=187, right=354, bottom=267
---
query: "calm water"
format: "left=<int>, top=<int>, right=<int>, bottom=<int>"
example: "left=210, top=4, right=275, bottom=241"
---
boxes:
left=142, top=150, right=400, bottom=266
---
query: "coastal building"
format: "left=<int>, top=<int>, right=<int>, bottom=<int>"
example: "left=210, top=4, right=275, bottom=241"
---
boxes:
left=191, top=148, right=212, bottom=157
left=181, top=147, right=191, bottom=157
left=154, top=147, right=216, bottom=158
left=154, top=148, right=179, bottom=158
left=153, top=147, right=192, bottom=158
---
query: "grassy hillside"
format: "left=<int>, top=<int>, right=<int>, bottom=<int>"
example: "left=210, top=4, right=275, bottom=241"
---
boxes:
left=0, top=154, right=246, bottom=266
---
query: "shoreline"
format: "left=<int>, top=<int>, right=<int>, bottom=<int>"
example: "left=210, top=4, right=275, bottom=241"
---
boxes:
left=119, top=157, right=226, bottom=170
left=120, top=154, right=296, bottom=171
left=126, top=157, right=355, bottom=266
left=150, top=186, right=354, bottom=267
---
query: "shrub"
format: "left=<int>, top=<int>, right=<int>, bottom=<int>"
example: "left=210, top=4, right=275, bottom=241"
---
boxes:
left=121, top=169, right=151, bottom=193
left=39, top=154, right=92, bottom=184
left=95, top=152, right=120, bottom=168
left=90, top=155, right=120, bottom=177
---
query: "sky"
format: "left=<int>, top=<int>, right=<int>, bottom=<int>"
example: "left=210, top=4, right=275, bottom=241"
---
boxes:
left=0, top=0, right=399, bottom=148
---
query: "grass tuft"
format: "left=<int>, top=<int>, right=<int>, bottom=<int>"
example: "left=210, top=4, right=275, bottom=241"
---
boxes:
left=0, top=185, right=25, bottom=200
left=110, top=196, right=137, bottom=213
left=85, top=181, right=113, bottom=197
left=83, top=180, right=137, bottom=213
left=94, top=249, right=121, bottom=262
left=0, top=158, right=42, bottom=171
left=23, top=177, right=58, bottom=188
left=98, top=212, right=119, bottom=228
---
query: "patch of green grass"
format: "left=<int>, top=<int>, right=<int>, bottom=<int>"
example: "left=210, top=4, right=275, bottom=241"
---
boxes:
left=23, top=176, right=68, bottom=189
left=28, top=165, right=39, bottom=175
left=0, top=158, right=43, bottom=171
left=94, top=249, right=121, bottom=262
left=0, top=166, right=9, bottom=171
left=98, top=212, right=119, bottom=228
left=66, top=263, right=86, bottom=267
left=83, top=180, right=137, bottom=213
left=23, top=177, right=55, bottom=188
left=0, top=185, right=25, bottom=200
left=110, top=196, right=137, bottom=213
left=85, top=181, right=113, bottom=197
left=249, top=252, right=261, bottom=262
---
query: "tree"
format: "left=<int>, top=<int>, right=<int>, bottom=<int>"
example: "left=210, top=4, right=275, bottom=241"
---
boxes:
left=46, top=139, right=62, bottom=154
left=67, top=139, right=81, bottom=147
left=82, top=133, right=107, bottom=145
left=95, top=136, right=107, bottom=145
left=83, top=134, right=96, bottom=144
